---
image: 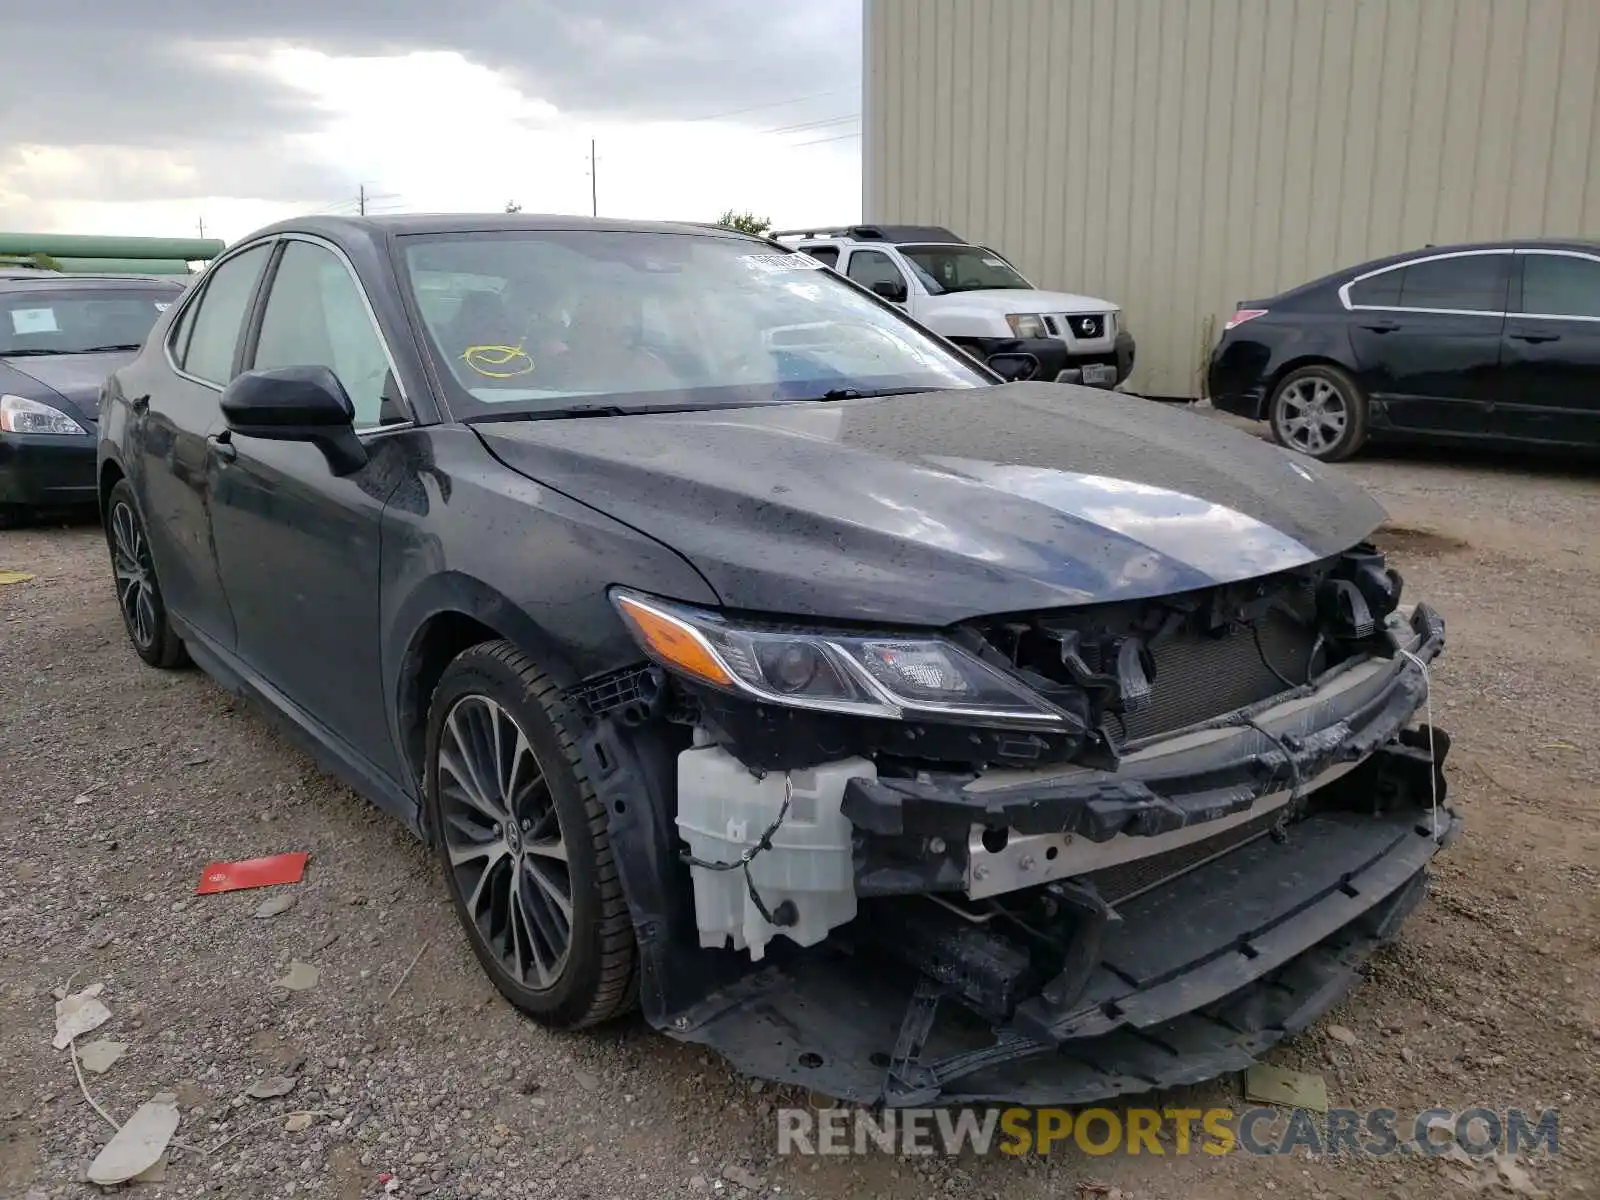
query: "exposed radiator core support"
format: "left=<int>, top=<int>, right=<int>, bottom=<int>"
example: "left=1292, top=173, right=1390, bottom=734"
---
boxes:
left=676, top=745, right=871, bottom=960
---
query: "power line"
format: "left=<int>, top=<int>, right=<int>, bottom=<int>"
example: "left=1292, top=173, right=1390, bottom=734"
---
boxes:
left=678, top=87, right=852, bottom=124
left=790, top=130, right=863, bottom=148
left=355, top=184, right=400, bottom=216
left=758, top=112, right=860, bottom=136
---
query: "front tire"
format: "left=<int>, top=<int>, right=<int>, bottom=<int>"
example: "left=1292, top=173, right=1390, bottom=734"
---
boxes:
left=104, top=480, right=189, bottom=669
left=1268, top=364, right=1369, bottom=461
left=425, top=641, right=636, bottom=1029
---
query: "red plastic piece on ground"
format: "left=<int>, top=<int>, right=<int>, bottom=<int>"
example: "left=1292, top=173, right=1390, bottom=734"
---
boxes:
left=195, top=852, right=310, bottom=894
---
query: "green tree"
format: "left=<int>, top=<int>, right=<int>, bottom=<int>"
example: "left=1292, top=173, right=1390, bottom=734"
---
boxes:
left=715, top=209, right=773, bottom=236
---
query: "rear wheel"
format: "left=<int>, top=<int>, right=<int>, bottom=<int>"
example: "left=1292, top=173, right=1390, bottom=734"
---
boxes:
left=1269, top=364, right=1369, bottom=461
left=425, top=641, right=636, bottom=1029
left=104, top=480, right=189, bottom=669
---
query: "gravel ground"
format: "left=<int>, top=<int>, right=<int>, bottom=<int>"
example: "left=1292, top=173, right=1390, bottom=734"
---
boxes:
left=2, top=421, right=1597, bottom=1199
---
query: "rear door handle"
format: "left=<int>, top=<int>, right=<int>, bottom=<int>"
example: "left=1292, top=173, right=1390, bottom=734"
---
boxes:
left=1361, top=321, right=1401, bottom=334
left=1510, top=331, right=1560, bottom=344
left=207, top=432, right=237, bottom=463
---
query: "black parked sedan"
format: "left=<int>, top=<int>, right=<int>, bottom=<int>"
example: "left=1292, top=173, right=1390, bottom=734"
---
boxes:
left=1208, top=240, right=1600, bottom=460
left=0, top=271, right=185, bottom=517
left=98, top=214, right=1457, bottom=1105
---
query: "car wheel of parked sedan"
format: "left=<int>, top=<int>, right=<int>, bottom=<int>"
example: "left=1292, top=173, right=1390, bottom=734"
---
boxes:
left=1268, top=364, right=1368, bottom=461
left=104, top=480, right=190, bottom=669
left=425, top=641, right=637, bottom=1029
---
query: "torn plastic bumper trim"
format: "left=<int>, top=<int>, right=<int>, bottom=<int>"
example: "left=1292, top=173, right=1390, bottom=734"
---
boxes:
left=1013, top=806, right=1462, bottom=1043
left=843, top=602, right=1443, bottom=844
left=661, top=802, right=1460, bottom=1107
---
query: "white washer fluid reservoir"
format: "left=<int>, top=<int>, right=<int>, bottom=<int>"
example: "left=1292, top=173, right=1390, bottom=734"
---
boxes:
left=675, top=744, right=874, bottom=960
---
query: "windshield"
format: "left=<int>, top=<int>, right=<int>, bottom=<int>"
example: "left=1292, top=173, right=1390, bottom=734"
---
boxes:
left=398, top=231, right=989, bottom=416
left=899, top=245, right=1034, bottom=294
left=0, top=286, right=181, bottom=356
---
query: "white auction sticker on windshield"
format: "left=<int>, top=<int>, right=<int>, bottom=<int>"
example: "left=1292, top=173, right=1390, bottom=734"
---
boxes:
left=9, top=307, right=59, bottom=335
left=153, top=301, right=171, bottom=312
left=742, top=253, right=823, bottom=272
left=982, top=257, right=1006, bottom=267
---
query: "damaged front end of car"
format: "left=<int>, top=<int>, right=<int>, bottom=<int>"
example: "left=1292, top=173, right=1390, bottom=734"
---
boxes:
left=570, top=539, right=1457, bottom=1107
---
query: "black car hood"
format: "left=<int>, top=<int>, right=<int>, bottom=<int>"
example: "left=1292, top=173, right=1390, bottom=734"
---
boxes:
left=476, top=383, right=1387, bottom=625
left=0, top=350, right=134, bottom=427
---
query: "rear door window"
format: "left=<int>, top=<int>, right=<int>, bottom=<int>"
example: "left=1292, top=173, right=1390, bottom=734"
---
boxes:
left=1519, top=253, right=1600, bottom=318
left=804, top=246, right=839, bottom=268
left=180, top=244, right=270, bottom=383
left=1348, top=253, right=1511, bottom=314
left=1346, top=269, right=1403, bottom=308
left=1397, top=254, right=1509, bottom=312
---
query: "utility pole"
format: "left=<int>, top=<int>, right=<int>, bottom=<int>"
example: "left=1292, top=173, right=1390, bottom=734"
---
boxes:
left=197, top=217, right=206, bottom=239
left=589, top=139, right=598, bottom=217
left=359, top=184, right=367, bottom=216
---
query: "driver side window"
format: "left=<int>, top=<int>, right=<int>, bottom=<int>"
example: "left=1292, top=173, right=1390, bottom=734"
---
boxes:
left=253, top=240, right=404, bottom=428
left=846, top=250, right=909, bottom=300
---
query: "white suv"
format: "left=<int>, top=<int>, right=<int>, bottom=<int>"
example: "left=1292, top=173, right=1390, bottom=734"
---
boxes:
left=772, top=224, right=1135, bottom=388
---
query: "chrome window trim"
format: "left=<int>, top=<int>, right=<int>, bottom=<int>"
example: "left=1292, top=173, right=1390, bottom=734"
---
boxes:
left=1337, top=247, right=1513, bottom=317
left=162, top=236, right=278, bottom=392
left=1507, top=248, right=1600, bottom=323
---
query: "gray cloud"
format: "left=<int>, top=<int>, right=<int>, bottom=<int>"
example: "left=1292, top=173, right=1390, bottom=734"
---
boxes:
left=0, top=1, right=859, bottom=219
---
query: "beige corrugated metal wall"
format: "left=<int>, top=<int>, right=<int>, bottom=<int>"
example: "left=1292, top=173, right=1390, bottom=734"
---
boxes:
left=864, top=0, right=1600, bottom=398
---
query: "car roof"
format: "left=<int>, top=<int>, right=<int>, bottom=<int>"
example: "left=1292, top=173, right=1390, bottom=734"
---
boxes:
left=244, top=212, right=774, bottom=249
left=775, top=224, right=965, bottom=245
left=0, top=271, right=187, bottom=292
left=1349, top=237, right=1600, bottom=274
left=1264, top=237, right=1600, bottom=304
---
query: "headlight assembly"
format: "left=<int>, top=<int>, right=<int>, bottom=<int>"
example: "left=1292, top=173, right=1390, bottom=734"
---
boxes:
left=611, top=589, right=1070, bottom=727
left=1, top=394, right=87, bottom=435
left=1005, top=313, right=1049, bottom=340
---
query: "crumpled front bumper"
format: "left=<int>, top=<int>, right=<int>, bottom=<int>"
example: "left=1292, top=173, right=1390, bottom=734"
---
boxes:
left=665, top=777, right=1458, bottom=1107
left=848, top=602, right=1445, bottom=902
left=644, top=605, right=1455, bottom=1106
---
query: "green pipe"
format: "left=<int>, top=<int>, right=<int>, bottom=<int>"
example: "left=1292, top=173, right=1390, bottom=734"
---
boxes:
left=50, top=258, right=196, bottom=275
left=0, top=233, right=224, bottom=260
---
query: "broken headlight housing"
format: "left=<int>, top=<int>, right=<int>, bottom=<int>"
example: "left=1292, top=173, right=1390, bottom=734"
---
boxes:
left=611, top=588, right=1072, bottom=727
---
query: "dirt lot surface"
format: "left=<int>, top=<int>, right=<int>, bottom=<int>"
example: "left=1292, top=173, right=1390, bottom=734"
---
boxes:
left=2, top=421, right=1597, bottom=1199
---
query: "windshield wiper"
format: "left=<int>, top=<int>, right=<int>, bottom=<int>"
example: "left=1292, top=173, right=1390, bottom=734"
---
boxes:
left=809, top=386, right=947, bottom=402
left=466, top=401, right=716, bottom=424
left=1, top=343, right=142, bottom=357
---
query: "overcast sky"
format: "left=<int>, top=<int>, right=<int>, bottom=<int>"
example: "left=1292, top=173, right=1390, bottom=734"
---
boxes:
left=0, top=1, right=864, bottom=244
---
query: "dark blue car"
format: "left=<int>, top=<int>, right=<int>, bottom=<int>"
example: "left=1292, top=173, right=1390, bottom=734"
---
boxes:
left=0, top=270, right=184, bottom=518
left=96, top=214, right=1457, bottom=1106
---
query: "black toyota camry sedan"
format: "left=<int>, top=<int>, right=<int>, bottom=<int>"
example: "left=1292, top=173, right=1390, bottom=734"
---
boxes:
left=0, top=270, right=185, bottom=518
left=98, top=214, right=1457, bottom=1105
left=1208, top=239, right=1600, bottom=460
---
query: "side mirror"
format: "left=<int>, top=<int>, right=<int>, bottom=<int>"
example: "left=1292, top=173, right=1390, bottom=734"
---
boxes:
left=220, top=365, right=368, bottom=475
left=870, top=279, right=908, bottom=303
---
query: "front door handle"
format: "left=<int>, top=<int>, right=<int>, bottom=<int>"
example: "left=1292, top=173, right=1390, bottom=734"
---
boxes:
left=207, top=432, right=237, bottom=463
left=1510, top=331, right=1560, bottom=344
left=129, top=394, right=149, bottom=413
left=1361, top=320, right=1401, bottom=334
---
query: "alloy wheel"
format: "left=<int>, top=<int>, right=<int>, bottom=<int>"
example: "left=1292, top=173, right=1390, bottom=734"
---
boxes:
left=1276, top=376, right=1349, bottom=456
left=110, top=501, right=158, bottom=650
left=437, top=694, right=573, bottom=990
